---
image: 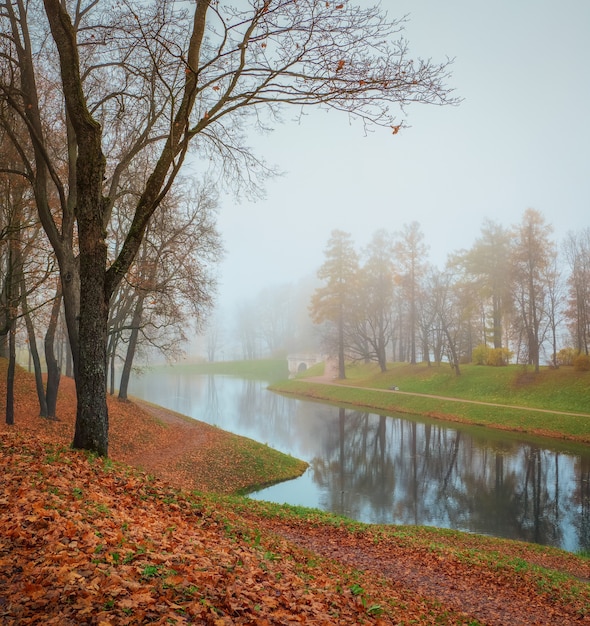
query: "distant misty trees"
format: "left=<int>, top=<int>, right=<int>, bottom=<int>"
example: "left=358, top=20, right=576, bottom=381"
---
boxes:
left=310, top=230, right=359, bottom=378
left=311, top=209, right=590, bottom=377
left=218, top=278, right=321, bottom=362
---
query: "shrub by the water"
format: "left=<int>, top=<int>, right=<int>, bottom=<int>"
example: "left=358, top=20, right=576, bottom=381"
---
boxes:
left=472, top=344, right=512, bottom=366
left=556, top=347, right=578, bottom=367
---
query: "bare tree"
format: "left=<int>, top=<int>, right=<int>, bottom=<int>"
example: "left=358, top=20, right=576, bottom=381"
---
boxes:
left=415, top=264, right=438, bottom=365
left=1, top=0, right=456, bottom=454
left=257, top=285, right=295, bottom=356
left=543, top=251, right=565, bottom=368
left=1, top=178, right=20, bottom=425
left=431, top=268, right=464, bottom=376
left=116, top=180, right=221, bottom=399
left=563, top=228, right=590, bottom=355
left=206, top=315, right=224, bottom=362
left=232, top=277, right=320, bottom=360
left=235, top=300, right=262, bottom=360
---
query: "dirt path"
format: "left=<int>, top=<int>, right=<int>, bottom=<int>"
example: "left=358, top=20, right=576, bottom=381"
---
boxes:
left=121, top=399, right=211, bottom=482
left=250, top=519, right=582, bottom=626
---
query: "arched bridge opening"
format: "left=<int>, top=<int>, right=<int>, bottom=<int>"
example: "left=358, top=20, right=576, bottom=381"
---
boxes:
left=287, top=354, right=324, bottom=378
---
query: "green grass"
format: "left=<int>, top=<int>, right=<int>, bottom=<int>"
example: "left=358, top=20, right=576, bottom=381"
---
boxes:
left=227, top=436, right=308, bottom=495
left=272, top=362, right=590, bottom=443
left=340, top=362, right=590, bottom=413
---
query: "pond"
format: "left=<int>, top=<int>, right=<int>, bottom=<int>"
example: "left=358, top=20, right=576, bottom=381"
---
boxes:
left=128, top=370, right=590, bottom=553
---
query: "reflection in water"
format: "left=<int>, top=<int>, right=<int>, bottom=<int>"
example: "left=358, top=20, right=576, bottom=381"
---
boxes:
left=129, top=371, right=590, bottom=552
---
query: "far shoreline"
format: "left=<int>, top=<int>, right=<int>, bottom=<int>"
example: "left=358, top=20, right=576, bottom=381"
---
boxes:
left=269, top=374, right=590, bottom=446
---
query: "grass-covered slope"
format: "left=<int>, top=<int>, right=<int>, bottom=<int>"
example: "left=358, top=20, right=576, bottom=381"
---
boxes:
left=272, top=362, right=590, bottom=443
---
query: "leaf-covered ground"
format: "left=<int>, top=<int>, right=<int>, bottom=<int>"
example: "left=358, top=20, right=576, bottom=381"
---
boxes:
left=1, top=366, right=590, bottom=624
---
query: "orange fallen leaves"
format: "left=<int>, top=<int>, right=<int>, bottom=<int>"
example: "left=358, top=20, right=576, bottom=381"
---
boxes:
left=0, top=419, right=392, bottom=623
left=1, top=363, right=589, bottom=624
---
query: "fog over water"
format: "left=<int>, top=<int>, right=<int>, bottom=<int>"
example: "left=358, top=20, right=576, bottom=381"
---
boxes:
left=210, top=0, right=589, bottom=311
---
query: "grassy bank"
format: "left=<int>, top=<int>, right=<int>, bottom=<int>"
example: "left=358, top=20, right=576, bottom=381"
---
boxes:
left=271, top=362, right=590, bottom=444
left=341, top=362, right=590, bottom=412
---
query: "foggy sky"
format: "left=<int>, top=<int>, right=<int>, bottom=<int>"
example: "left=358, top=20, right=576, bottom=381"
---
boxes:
left=209, top=0, right=590, bottom=310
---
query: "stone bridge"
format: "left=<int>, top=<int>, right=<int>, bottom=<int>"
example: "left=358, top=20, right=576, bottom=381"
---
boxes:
left=287, top=353, right=324, bottom=378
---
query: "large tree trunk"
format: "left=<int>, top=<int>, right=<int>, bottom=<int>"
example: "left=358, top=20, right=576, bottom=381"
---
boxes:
left=6, top=321, right=16, bottom=426
left=42, top=0, right=208, bottom=455
left=71, top=279, right=109, bottom=455
left=43, top=0, right=110, bottom=455
left=5, top=209, right=19, bottom=426
left=71, top=206, right=110, bottom=456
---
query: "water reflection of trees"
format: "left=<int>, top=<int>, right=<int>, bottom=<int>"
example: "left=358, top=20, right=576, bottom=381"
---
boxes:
left=201, top=377, right=303, bottom=453
left=573, top=456, right=590, bottom=553
left=311, top=409, right=397, bottom=519
left=309, top=407, right=588, bottom=549
left=133, top=371, right=590, bottom=552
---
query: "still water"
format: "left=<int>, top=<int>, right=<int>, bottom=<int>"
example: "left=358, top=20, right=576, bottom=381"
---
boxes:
left=129, top=371, right=590, bottom=553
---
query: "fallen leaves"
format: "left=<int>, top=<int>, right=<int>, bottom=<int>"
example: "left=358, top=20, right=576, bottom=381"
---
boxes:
left=1, top=362, right=590, bottom=624
left=0, top=431, right=394, bottom=624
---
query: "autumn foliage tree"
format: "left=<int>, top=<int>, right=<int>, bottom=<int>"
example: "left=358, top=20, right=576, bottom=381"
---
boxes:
left=563, top=228, right=590, bottom=356
left=457, top=219, right=514, bottom=350
left=310, top=230, right=359, bottom=379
